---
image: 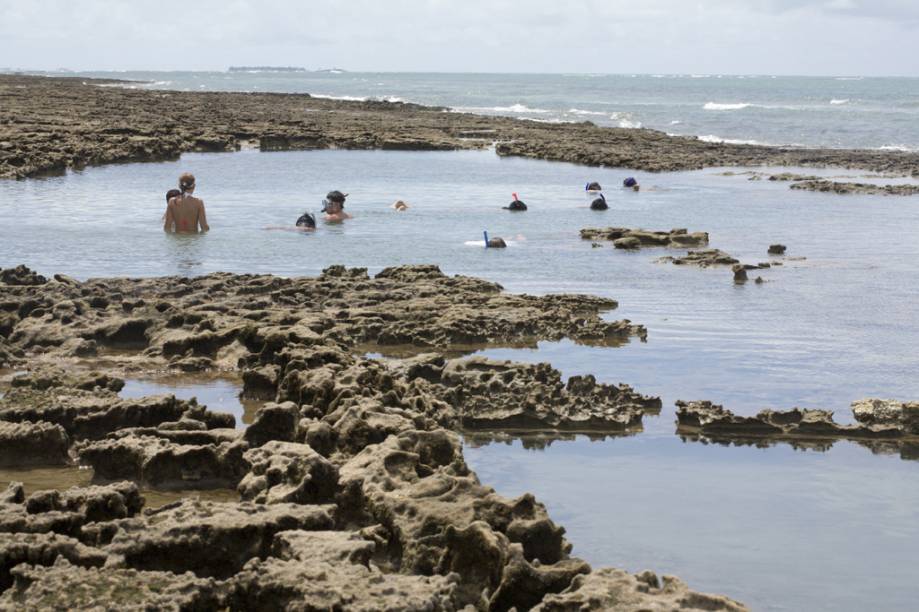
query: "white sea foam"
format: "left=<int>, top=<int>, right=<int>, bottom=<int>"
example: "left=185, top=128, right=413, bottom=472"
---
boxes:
left=670, top=120, right=682, bottom=125
left=567, top=108, right=606, bottom=116
left=836, top=76, right=863, bottom=81
left=493, top=103, right=551, bottom=113
left=311, top=93, right=369, bottom=101
left=877, top=144, right=917, bottom=152
left=610, top=112, right=642, bottom=128
left=704, top=102, right=752, bottom=111
left=697, top=134, right=767, bottom=146
left=464, top=240, right=519, bottom=247
left=830, top=98, right=849, bottom=105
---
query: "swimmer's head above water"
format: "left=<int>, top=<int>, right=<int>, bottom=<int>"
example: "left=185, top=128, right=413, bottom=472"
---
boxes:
left=166, top=189, right=181, bottom=203
left=179, top=172, right=196, bottom=195
left=295, top=212, right=316, bottom=229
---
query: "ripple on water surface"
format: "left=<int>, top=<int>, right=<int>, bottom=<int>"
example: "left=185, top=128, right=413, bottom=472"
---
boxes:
left=2, top=149, right=919, bottom=610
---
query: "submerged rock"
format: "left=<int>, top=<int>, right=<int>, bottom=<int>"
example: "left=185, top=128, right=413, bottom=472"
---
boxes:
left=768, top=244, right=787, bottom=255
left=658, top=249, right=740, bottom=267
left=790, top=180, right=919, bottom=196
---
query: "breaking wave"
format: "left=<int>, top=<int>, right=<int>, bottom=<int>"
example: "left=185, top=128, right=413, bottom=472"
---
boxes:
left=704, top=102, right=752, bottom=111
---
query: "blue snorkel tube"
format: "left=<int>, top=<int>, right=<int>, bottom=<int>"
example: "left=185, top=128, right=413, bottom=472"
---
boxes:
left=483, top=230, right=489, bottom=248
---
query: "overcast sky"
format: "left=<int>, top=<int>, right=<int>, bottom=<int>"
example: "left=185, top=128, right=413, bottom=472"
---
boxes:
left=2, top=0, right=917, bottom=76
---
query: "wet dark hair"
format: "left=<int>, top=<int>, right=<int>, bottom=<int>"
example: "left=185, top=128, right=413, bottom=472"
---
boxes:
left=326, top=190, right=347, bottom=204
left=505, top=199, right=527, bottom=211
left=590, top=195, right=608, bottom=210
left=166, top=189, right=181, bottom=203
left=295, top=212, right=316, bottom=229
left=586, top=181, right=602, bottom=191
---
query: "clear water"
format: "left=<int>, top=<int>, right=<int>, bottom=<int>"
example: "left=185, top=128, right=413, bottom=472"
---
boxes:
left=2, top=149, right=919, bottom=610
left=120, top=376, right=260, bottom=429
left=32, top=70, right=919, bottom=150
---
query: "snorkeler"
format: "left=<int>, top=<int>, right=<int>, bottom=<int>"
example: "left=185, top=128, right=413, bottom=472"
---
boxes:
left=623, top=177, right=640, bottom=191
left=295, top=212, right=316, bottom=229
left=504, top=192, right=528, bottom=211
left=323, top=190, right=352, bottom=223
left=585, top=181, right=607, bottom=210
left=392, top=200, right=409, bottom=211
left=164, top=173, right=209, bottom=233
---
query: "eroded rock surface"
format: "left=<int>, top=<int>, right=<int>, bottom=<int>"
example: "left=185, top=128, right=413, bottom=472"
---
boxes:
left=3, top=74, right=916, bottom=181
left=676, top=399, right=919, bottom=441
left=658, top=249, right=740, bottom=267
left=0, top=265, right=745, bottom=608
left=0, top=422, right=70, bottom=467
left=790, top=179, right=919, bottom=195
left=581, top=227, right=709, bottom=249
left=533, top=567, right=746, bottom=611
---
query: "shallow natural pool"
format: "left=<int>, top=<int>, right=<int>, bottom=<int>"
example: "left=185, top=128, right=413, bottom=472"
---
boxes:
left=2, top=148, right=919, bottom=610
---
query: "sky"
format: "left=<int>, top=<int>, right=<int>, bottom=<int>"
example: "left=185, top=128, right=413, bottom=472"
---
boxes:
left=1, top=0, right=918, bottom=76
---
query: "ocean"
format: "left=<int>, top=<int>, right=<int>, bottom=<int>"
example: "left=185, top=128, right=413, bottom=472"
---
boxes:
left=32, top=69, right=919, bottom=152
left=4, top=72, right=919, bottom=610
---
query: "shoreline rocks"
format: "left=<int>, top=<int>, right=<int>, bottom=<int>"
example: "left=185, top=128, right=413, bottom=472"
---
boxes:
left=676, top=399, right=919, bottom=441
left=2, top=74, right=917, bottom=180
left=0, top=265, right=748, bottom=608
left=581, top=227, right=709, bottom=249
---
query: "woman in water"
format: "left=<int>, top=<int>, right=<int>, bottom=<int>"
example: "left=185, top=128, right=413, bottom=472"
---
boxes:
left=164, top=173, right=209, bottom=233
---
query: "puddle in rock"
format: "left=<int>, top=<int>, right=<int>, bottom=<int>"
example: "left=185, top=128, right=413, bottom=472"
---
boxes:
left=464, top=433, right=919, bottom=612
left=119, top=375, right=262, bottom=429
left=0, top=466, right=238, bottom=510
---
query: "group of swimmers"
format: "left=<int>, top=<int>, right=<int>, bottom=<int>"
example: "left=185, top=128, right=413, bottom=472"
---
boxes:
left=161, top=172, right=639, bottom=234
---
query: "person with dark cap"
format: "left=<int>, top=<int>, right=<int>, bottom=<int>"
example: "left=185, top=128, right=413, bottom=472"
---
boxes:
left=295, top=212, right=316, bottom=230
left=323, top=190, right=352, bottom=223
left=585, top=181, right=607, bottom=210
left=503, top=192, right=528, bottom=211
left=623, top=177, right=640, bottom=191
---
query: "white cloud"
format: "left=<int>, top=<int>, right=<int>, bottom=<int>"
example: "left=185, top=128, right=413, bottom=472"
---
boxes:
left=0, top=0, right=916, bottom=74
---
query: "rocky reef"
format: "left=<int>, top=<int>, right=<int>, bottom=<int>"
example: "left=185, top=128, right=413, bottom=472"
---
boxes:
left=2, top=74, right=918, bottom=180
left=789, top=180, right=919, bottom=195
left=580, top=227, right=709, bottom=250
left=0, top=265, right=746, bottom=609
left=676, top=398, right=919, bottom=440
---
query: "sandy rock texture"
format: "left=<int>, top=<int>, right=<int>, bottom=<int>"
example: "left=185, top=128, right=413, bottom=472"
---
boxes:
left=789, top=180, right=919, bottom=195
left=1, top=74, right=917, bottom=180
left=657, top=249, right=740, bottom=267
left=676, top=399, right=919, bottom=441
left=0, top=265, right=747, bottom=608
left=580, top=227, right=709, bottom=250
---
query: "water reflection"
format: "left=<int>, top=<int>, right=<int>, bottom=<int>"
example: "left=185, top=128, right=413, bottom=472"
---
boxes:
left=463, top=433, right=919, bottom=612
left=120, top=375, right=261, bottom=429
left=0, top=465, right=238, bottom=510
left=680, top=432, right=919, bottom=463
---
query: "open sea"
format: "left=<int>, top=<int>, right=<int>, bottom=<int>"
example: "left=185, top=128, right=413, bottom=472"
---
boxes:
left=3, top=71, right=919, bottom=610
left=26, top=69, right=919, bottom=151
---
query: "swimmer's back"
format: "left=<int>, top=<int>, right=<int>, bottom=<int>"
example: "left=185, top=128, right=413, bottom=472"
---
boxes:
left=165, top=195, right=209, bottom=233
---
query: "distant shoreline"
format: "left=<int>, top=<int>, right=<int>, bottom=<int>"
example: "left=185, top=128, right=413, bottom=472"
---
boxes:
left=1, top=73, right=917, bottom=180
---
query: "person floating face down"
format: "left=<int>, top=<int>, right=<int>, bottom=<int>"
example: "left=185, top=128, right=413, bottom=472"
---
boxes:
left=295, top=212, right=316, bottom=230
left=322, top=190, right=352, bottom=223
left=586, top=181, right=608, bottom=210
left=164, top=173, right=209, bottom=233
